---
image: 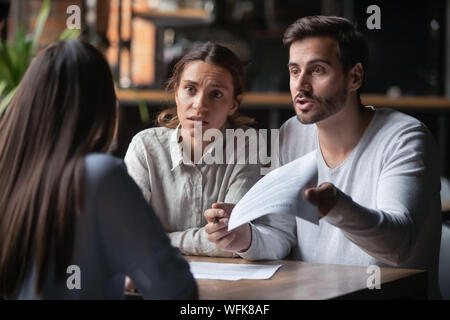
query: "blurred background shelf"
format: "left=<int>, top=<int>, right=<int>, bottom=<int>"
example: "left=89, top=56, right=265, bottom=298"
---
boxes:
left=4, top=0, right=450, bottom=173
left=117, top=90, right=450, bottom=110
left=134, top=8, right=212, bottom=20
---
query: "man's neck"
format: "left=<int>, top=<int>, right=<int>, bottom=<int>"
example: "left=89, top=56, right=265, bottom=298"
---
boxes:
left=316, top=102, right=374, bottom=169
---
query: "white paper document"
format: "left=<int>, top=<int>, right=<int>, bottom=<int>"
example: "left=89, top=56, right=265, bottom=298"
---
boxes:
left=228, top=150, right=319, bottom=231
left=189, top=261, right=282, bottom=280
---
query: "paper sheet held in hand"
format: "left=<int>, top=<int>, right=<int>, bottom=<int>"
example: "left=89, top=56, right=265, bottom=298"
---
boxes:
left=228, top=150, right=318, bottom=231
left=189, top=261, right=282, bottom=280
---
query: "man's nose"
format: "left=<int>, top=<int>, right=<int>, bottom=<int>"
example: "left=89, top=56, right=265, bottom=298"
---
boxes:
left=295, top=72, right=312, bottom=93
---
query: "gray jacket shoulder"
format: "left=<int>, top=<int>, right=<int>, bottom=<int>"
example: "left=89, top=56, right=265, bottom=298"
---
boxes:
left=85, top=153, right=125, bottom=181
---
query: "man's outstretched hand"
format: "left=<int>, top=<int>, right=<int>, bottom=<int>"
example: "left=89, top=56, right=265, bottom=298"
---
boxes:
left=304, top=182, right=339, bottom=219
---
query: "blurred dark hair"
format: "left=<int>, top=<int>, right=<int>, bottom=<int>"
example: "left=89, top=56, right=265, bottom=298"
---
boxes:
left=0, top=0, right=10, bottom=40
left=157, top=42, right=254, bottom=129
left=0, top=40, right=117, bottom=298
left=283, top=16, right=369, bottom=102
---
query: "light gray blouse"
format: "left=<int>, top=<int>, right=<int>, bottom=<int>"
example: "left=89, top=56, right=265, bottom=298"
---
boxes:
left=124, top=126, right=262, bottom=257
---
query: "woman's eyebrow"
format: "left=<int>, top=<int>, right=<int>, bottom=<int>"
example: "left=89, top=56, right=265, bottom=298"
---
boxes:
left=181, top=79, right=231, bottom=90
left=210, top=83, right=229, bottom=90
left=181, top=80, right=198, bottom=85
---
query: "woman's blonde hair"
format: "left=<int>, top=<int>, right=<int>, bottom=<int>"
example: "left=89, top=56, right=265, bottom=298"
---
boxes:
left=157, top=42, right=254, bottom=129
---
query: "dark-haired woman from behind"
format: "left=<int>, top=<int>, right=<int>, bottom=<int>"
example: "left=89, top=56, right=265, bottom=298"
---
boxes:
left=0, top=40, right=197, bottom=299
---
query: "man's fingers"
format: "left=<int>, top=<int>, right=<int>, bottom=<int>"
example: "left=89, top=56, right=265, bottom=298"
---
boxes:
left=304, top=182, right=338, bottom=218
left=304, top=187, right=318, bottom=205
left=305, top=183, right=335, bottom=204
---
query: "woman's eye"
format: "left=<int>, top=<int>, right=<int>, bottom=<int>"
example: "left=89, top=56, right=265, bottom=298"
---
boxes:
left=212, top=90, right=223, bottom=98
left=185, top=86, right=195, bottom=94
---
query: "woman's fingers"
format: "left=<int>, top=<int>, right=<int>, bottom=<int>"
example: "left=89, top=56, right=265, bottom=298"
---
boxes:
left=204, top=208, right=227, bottom=223
left=205, top=218, right=229, bottom=234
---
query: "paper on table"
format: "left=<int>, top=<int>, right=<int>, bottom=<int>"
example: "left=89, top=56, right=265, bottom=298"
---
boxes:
left=228, top=150, right=319, bottom=231
left=189, top=261, right=282, bottom=280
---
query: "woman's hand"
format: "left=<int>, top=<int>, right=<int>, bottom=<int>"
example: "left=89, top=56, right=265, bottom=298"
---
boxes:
left=204, top=202, right=252, bottom=252
left=125, top=276, right=136, bottom=293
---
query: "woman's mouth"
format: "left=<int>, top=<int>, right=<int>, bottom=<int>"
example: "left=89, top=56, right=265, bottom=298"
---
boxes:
left=187, top=117, right=208, bottom=125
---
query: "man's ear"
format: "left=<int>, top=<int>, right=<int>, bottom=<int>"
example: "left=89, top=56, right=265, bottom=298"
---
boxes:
left=349, top=63, right=364, bottom=92
left=229, top=95, right=241, bottom=115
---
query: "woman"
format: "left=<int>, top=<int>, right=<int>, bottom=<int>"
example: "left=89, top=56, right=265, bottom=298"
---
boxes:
left=124, top=42, right=261, bottom=257
left=0, top=40, right=196, bottom=299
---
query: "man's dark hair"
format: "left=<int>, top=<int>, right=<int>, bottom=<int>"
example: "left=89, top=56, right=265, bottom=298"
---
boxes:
left=283, top=15, right=369, bottom=98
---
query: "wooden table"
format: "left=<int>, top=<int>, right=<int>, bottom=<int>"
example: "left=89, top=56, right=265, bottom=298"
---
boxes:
left=186, top=256, right=428, bottom=300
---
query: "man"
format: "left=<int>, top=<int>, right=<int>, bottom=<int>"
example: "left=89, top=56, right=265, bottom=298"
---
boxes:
left=204, top=16, right=442, bottom=299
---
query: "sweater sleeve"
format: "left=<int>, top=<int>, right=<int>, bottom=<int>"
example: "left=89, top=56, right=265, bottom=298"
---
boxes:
left=323, top=124, right=441, bottom=266
left=236, top=127, right=298, bottom=261
left=237, top=214, right=297, bottom=261
left=90, top=158, right=197, bottom=299
left=168, top=227, right=237, bottom=257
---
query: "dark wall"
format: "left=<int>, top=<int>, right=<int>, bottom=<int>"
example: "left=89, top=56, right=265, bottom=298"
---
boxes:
left=354, top=0, right=446, bottom=96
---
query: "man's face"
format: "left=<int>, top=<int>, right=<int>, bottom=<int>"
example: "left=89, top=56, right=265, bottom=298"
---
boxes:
left=288, top=36, right=350, bottom=124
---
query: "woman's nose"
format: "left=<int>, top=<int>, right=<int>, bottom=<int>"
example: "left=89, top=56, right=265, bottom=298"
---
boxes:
left=192, top=93, right=208, bottom=113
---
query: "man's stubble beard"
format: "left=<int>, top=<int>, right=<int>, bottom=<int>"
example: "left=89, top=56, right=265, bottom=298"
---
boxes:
left=295, top=88, right=348, bottom=125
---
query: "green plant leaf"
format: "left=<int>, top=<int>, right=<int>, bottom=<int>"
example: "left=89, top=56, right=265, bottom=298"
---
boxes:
left=59, top=28, right=81, bottom=41
left=0, top=81, right=7, bottom=97
left=0, top=86, right=17, bottom=116
left=137, top=99, right=150, bottom=123
left=0, top=0, right=54, bottom=117
left=0, top=40, right=15, bottom=88
left=7, top=43, right=24, bottom=85
left=12, top=26, right=33, bottom=82
left=31, top=0, right=51, bottom=54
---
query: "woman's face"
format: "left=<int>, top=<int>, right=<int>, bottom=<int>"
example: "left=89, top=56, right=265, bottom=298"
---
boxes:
left=175, top=61, right=239, bottom=136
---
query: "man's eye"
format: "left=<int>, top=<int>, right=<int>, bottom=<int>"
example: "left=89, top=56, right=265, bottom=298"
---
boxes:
left=313, top=66, right=325, bottom=74
left=290, top=69, right=299, bottom=76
